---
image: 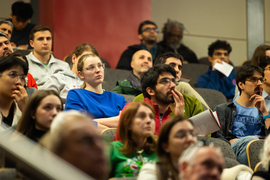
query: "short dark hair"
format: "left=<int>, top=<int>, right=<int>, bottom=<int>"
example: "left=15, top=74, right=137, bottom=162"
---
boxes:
left=0, top=54, right=28, bottom=75
left=258, top=58, right=270, bottom=70
left=236, top=65, right=264, bottom=95
left=11, top=1, right=34, bottom=22
left=141, top=64, right=176, bottom=99
left=208, top=40, right=232, bottom=57
left=29, top=25, right=51, bottom=41
left=154, top=52, right=184, bottom=66
left=138, top=20, right=157, bottom=35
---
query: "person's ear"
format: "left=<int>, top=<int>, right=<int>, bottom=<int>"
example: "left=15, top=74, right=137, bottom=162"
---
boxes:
left=146, top=87, right=155, bottom=96
left=238, top=81, right=245, bottom=91
left=179, top=161, right=188, bottom=174
left=131, top=60, right=134, bottom=69
left=138, top=34, right=143, bottom=41
left=208, top=56, right=213, bottom=62
left=30, top=40, right=34, bottom=48
left=78, top=71, right=84, bottom=80
left=162, top=143, right=169, bottom=153
left=72, top=54, right=76, bottom=64
left=10, top=13, right=13, bottom=19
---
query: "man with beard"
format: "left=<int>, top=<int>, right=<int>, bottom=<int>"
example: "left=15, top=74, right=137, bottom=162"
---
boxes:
left=140, top=64, right=203, bottom=134
left=159, top=19, right=198, bottom=63
left=116, top=20, right=164, bottom=70
left=112, top=50, right=152, bottom=96
left=212, top=65, right=270, bottom=166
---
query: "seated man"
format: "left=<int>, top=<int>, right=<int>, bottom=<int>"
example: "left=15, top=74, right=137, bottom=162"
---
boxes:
left=179, top=145, right=224, bottom=180
left=159, top=19, right=198, bottom=63
left=40, top=110, right=107, bottom=180
left=212, top=65, right=270, bottom=165
left=8, top=1, right=35, bottom=49
left=197, top=40, right=236, bottom=99
left=116, top=20, right=164, bottom=70
left=139, top=64, right=204, bottom=134
left=112, top=50, right=152, bottom=96
left=26, top=25, right=70, bottom=88
left=0, top=20, right=13, bottom=40
left=0, top=54, right=28, bottom=131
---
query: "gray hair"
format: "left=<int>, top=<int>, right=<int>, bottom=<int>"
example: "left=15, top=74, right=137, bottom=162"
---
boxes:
left=0, top=20, right=14, bottom=29
left=162, top=19, right=184, bottom=35
left=260, top=135, right=270, bottom=170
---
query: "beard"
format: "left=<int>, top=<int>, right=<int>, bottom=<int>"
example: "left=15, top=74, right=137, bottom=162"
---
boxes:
left=169, top=40, right=182, bottom=50
left=155, top=89, right=175, bottom=105
left=2, top=49, right=12, bottom=57
left=145, top=39, right=156, bottom=45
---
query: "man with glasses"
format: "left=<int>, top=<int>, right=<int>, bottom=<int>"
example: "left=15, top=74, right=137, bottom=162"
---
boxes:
left=212, top=65, right=270, bottom=165
left=26, top=25, right=70, bottom=88
left=0, top=54, right=29, bottom=131
left=197, top=40, right=236, bottom=99
left=140, top=64, right=203, bottom=134
left=116, top=20, right=164, bottom=70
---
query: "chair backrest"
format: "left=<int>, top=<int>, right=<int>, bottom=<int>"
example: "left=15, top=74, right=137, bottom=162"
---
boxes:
left=194, top=88, right=227, bottom=110
left=0, top=168, right=16, bottom=180
left=182, top=63, right=209, bottom=87
left=254, top=161, right=267, bottom=172
left=103, top=69, right=131, bottom=91
left=122, top=94, right=135, bottom=103
left=197, top=136, right=236, bottom=160
left=224, top=157, right=240, bottom=168
left=101, top=128, right=117, bottom=143
left=246, top=139, right=264, bottom=170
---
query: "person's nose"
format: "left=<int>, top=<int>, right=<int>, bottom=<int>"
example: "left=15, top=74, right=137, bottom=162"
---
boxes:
left=51, top=107, right=59, bottom=118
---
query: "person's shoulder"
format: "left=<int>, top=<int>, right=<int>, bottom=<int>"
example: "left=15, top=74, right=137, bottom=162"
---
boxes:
left=182, top=93, right=197, bottom=101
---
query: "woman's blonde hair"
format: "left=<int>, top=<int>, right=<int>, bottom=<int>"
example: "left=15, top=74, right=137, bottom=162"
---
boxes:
left=77, top=54, right=101, bottom=89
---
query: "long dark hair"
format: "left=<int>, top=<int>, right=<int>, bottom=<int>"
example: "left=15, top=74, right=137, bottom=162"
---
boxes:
left=16, top=90, right=63, bottom=138
left=156, top=116, right=194, bottom=180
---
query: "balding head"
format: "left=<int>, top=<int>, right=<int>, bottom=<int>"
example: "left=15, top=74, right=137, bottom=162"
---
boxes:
left=40, top=111, right=107, bottom=180
left=179, top=145, right=224, bottom=180
left=131, top=50, right=153, bottom=79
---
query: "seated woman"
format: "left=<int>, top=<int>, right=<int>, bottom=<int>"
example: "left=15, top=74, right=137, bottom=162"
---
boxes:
left=65, top=54, right=127, bottom=128
left=138, top=115, right=197, bottom=180
left=251, top=135, right=270, bottom=180
left=16, top=89, right=63, bottom=142
left=42, top=43, right=98, bottom=103
left=109, top=102, right=157, bottom=178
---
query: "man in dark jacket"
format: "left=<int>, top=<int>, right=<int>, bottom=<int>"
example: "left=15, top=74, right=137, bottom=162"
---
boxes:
left=212, top=65, right=270, bottom=165
left=116, top=20, right=164, bottom=70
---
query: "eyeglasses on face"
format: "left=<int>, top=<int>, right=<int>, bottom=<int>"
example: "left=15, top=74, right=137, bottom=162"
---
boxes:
left=84, top=63, right=105, bottom=72
left=142, top=27, right=158, bottom=33
left=158, top=78, right=178, bottom=86
left=0, top=71, right=26, bottom=83
left=246, top=77, right=265, bottom=84
left=213, top=52, right=229, bottom=57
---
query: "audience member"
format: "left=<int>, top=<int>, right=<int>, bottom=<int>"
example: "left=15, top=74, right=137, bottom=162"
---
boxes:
left=0, top=54, right=28, bottom=131
left=137, top=115, right=197, bottom=180
left=8, top=1, right=35, bottom=49
left=197, top=40, right=236, bottom=99
left=42, top=43, right=98, bottom=102
left=16, top=90, right=63, bottom=142
left=109, top=102, right=157, bottom=178
left=40, top=110, right=107, bottom=180
left=65, top=54, right=127, bottom=128
left=136, top=64, right=203, bottom=134
left=179, top=144, right=224, bottom=180
left=116, top=20, right=164, bottom=70
left=251, top=44, right=270, bottom=66
left=154, top=52, right=210, bottom=109
left=0, top=32, right=37, bottom=90
left=26, top=25, right=70, bottom=88
left=159, top=19, right=198, bottom=63
left=251, top=134, right=270, bottom=180
left=0, top=20, right=13, bottom=40
left=212, top=65, right=270, bottom=165
left=112, top=50, right=153, bottom=96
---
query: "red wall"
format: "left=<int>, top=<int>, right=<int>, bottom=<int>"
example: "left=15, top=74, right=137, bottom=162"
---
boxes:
left=39, top=0, right=151, bottom=68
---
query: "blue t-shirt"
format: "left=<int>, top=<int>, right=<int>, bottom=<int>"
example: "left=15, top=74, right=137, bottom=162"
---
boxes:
left=232, top=100, right=262, bottom=138
left=65, top=89, right=127, bottom=118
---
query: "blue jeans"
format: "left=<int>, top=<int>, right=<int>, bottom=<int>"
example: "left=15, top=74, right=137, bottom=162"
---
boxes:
left=231, top=136, right=259, bottom=166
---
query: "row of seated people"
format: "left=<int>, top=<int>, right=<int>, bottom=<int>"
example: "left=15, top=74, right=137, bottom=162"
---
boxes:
left=1, top=22, right=270, bottom=179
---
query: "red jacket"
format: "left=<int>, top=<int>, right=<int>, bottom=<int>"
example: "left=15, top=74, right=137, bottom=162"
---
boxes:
left=26, top=73, right=38, bottom=89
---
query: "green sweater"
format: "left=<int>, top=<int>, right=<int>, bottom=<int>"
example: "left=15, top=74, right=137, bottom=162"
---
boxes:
left=108, top=141, right=157, bottom=178
left=112, top=80, right=142, bottom=96
left=133, top=93, right=204, bottom=118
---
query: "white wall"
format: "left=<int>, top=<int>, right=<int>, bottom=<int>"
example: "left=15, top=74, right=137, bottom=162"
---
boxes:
left=152, top=0, right=268, bottom=66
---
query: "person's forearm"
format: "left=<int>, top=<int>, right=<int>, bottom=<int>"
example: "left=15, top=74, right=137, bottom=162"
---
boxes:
left=94, top=116, right=120, bottom=128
